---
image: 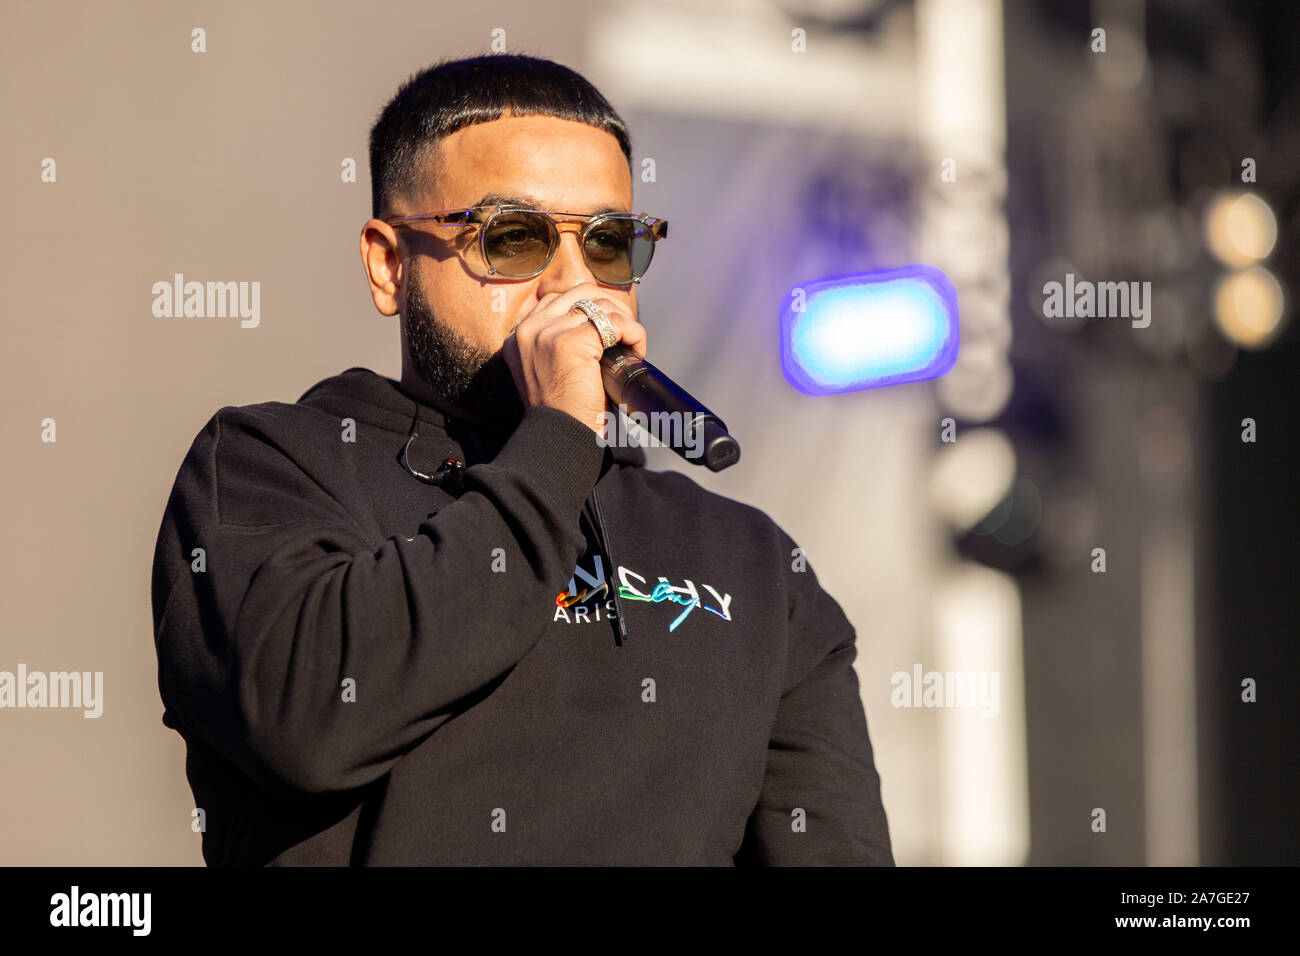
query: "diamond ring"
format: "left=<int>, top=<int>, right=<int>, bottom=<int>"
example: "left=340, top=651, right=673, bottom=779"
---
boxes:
left=571, top=298, right=618, bottom=350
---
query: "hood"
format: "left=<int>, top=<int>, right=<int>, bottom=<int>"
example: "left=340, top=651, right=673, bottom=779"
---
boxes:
left=298, top=367, right=647, bottom=470
left=298, top=366, right=641, bottom=643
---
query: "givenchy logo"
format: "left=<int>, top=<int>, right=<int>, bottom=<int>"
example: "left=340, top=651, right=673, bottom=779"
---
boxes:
left=554, top=555, right=733, bottom=633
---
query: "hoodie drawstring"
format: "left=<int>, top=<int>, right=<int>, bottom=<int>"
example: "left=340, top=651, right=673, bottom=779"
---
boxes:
left=589, top=484, right=628, bottom=644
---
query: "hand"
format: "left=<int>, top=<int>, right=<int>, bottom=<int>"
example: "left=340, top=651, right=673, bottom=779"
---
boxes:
left=502, top=282, right=648, bottom=435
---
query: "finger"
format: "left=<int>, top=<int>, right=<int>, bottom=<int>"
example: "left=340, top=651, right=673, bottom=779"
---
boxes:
left=550, top=283, right=624, bottom=323
left=500, top=329, right=530, bottom=398
left=589, top=318, right=646, bottom=364
left=534, top=290, right=565, bottom=311
left=592, top=305, right=646, bottom=358
left=546, top=289, right=643, bottom=357
left=516, top=284, right=605, bottom=341
left=616, top=314, right=648, bottom=360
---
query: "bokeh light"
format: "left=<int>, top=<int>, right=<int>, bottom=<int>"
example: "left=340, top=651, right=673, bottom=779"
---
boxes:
left=1213, top=266, right=1287, bottom=349
left=1204, top=192, right=1279, bottom=267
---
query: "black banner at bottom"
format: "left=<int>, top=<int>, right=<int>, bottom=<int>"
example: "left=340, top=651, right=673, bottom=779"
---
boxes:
left=0, top=865, right=1287, bottom=943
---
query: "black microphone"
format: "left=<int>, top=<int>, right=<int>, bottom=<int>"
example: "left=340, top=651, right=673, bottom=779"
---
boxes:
left=599, top=344, right=741, bottom=472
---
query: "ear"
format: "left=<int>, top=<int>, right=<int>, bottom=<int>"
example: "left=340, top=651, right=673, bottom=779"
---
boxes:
left=361, top=219, right=406, bottom=317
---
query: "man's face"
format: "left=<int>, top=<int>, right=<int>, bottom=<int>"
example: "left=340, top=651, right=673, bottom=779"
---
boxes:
left=384, top=113, right=637, bottom=426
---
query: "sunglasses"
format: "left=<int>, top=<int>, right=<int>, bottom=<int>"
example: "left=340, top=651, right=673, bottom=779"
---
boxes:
left=385, top=204, right=668, bottom=286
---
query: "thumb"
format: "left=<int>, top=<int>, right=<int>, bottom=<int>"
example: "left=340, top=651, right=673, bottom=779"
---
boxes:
left=501, top=329, right=527, bottom=400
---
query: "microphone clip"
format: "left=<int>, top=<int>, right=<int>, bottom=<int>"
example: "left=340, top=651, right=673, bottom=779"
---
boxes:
left=402, top=428, right=466, bottom=495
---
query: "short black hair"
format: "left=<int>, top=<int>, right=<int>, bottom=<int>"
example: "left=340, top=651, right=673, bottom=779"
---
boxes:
left=368, top=53, right=633, bottom=220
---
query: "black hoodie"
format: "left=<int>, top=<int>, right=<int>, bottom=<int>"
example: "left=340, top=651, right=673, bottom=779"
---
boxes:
left=150, top=367, right=894, bottom=865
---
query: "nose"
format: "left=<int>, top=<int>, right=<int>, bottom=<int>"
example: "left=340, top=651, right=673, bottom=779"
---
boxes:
left=534, top=222, right=600, bottom=297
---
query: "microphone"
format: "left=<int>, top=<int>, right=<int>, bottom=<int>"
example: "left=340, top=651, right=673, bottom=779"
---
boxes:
left=599, top=344, right=741, bottom=472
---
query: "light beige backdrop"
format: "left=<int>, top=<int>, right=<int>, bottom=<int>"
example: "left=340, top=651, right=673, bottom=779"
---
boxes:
left=2, top=0, right=951, bottom=864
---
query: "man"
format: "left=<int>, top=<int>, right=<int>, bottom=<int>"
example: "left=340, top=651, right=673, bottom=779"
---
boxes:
left=150, top=53, right=894, bottom=866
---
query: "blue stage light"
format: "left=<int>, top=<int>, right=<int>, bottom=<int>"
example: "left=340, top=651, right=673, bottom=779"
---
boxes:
left=781, top=265, right=960, bottom=395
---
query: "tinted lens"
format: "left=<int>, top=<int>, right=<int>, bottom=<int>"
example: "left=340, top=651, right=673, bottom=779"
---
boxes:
left=482, top=211, right=555, bottom=276
left=585, top=218, right=655, bottom=285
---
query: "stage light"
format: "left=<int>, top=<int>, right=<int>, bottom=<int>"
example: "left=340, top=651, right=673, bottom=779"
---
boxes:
left=1213, top=266, right=1286, bottom=349
left=1204, top=192, right=1278, bottom=267
left=780, top=265, right=959, bottom=395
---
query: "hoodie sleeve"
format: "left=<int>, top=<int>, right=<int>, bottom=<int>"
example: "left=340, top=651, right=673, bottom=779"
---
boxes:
left=735, top=542, right=895, bottom=866
left=151, top=402, right=605, bottom=802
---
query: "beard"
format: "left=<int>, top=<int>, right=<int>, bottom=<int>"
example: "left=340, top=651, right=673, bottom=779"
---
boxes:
left=403, top=274, right=525, bottom=429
